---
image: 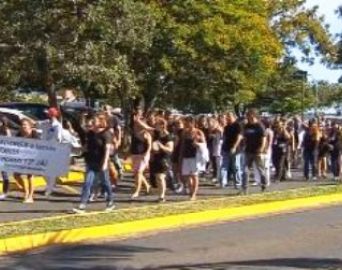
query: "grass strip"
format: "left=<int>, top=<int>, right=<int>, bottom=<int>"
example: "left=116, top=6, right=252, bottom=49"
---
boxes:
left=1, top=184, right=341, bottom=239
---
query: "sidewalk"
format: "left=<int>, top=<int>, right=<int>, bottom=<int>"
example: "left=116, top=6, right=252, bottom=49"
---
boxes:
left=0, top=168, right=334, bottom=224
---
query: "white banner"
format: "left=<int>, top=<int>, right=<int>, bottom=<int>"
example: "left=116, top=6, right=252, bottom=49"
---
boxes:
left=0, top=136, right=71, bottom=177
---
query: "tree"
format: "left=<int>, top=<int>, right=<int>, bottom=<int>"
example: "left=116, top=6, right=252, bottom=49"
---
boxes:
left=0, top=0, right=157, bottom=107
left=141, top=0, right=283, bottom=113
left=267, top=0, right=335, bottom=64
left=314, top=81, right=342, bottom=107
left=253, top=59, right=315, bottom=114
left=335, top=5, right=342, bottom=75
left=139, top=0, right=335, bottom=113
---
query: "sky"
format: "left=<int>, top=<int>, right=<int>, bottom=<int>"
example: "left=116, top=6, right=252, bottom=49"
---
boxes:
left=295, top=0, right=341, bottom=83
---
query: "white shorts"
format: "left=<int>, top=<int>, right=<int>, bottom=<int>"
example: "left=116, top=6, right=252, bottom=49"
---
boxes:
left=182, top=158, right=198, bottom=176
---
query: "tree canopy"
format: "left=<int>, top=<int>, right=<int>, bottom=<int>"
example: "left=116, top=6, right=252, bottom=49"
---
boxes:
left=0, top=0, right=338, bottom=113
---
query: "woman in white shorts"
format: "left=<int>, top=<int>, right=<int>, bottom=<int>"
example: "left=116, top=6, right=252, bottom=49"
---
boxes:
left=180, top=116, right=206, bottom=200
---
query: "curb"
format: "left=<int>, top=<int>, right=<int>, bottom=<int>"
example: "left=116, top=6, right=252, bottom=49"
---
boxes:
left=1, top=192, right=342, bottom=255
left=0, top=171, right=84, bottom=191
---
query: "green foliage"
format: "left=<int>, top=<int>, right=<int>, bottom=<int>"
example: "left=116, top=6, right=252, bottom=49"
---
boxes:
left=0, top=0, right=336, bottom=112
left=253, top=61, right=315, bottom=114
left=314, top=81, right=342, bottom=107
left=267, top=0, right=335, bottom=63
left=140, top=0, right=284, bottom=112
left=0, top=0, right=157, bottom=106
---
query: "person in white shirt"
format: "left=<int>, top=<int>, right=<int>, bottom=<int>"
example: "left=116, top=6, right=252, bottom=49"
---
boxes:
left=44, top=107, right=64, bottom=197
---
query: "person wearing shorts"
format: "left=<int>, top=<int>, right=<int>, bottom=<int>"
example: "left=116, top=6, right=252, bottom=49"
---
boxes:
left=180, top=116, right=206, bottom=200
left=150, top=118, right=174, bottom=202
left=14, top=119, right=40, bottom=203
left=130, top=110, right=152, bottom=199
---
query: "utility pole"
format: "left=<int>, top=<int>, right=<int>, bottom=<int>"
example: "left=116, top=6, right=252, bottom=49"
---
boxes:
left=293, top=70, right=308, bottom=121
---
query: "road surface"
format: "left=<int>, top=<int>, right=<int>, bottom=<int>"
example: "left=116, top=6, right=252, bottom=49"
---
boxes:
left=1, top=205, right=342, bottom=269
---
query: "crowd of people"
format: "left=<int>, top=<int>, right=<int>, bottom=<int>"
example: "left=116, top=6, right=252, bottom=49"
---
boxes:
left=1, top=99, right=342, bottom=213
left=73, top=106, right=342, bottom=212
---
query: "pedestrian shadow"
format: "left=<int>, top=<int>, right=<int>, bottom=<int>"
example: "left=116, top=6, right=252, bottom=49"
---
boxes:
left=0, top=209, right=66, bottom=214
left=0, top=243, right=169, bottom=270
left=154, top=258, right=342, bottom=269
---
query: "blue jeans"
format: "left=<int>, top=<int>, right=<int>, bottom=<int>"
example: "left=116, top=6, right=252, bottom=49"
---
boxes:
left=220, top=151, right=238, bottom=187
left=1, top=171, right=9, bottom=194
left=303, top=150, right=317, bottom=179
left=235, top=153, right=244, bottom=186
left=331, top=150, right=340, bottom=177
left=80, top=169, right=113, bottom=205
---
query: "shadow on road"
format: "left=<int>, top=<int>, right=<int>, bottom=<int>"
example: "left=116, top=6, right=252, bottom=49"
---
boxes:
left=0, top=243, right=169, bottom=270
left=2, top=243, right=341, bottom=270
left=155, top=258, right=342, bottom=270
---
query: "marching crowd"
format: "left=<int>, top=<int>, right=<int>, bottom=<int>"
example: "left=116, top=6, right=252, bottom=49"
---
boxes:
left=0, top=102, right=342, bottom=213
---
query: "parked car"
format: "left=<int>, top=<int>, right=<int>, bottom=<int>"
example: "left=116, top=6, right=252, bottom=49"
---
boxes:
left=0, top=102, right=94, bottom=145
left=0, top=108, right=42, bottom=135
left=0, top=102, right=49, bottom=121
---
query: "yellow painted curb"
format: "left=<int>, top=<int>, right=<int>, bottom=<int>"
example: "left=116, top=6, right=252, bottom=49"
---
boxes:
left=58, top=171, right=84, bottom=184
left=0, top=193, right=342, bottom=255
left=0, top=171, right=85, bottom=191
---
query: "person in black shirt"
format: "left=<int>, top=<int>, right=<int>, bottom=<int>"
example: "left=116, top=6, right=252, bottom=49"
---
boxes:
left=171, top=118, right=185, bottom=193
left=329, top=122, right=341, bottom=181
left=73, top=114, right=115, bottom=213
left=242, top=109, right=267, bottom=193
left=272, top=121, right=291, bottom=181
left=220, top=112, right=243, bottom=188
left=180, top=116, right=206, bottom=201
left=302, top=120, right=320, bottom=180
left=150, top=118, right=174, bottom=202
left=131, top=109, right=153, bottom=199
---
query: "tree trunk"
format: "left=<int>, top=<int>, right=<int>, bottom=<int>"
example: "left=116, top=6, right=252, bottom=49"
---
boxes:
left=38, top=47, right=57, bottom=107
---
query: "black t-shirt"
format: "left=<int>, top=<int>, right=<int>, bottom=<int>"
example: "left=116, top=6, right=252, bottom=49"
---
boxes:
left=222, top=121, right=242, bottom=152
left=273, top=131, right=289, bottom=153
left=108, top=115, right=120, bottom=136
left=153, top=133, right=173, bottom=161
left=303, top=131, right=318, bottom=153
left=85, top=130, right=112, bottom=171
left=244, top=122, right=266, bottom=154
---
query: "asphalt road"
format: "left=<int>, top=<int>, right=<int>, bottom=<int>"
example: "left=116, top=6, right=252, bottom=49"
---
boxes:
left=1, top=205, right=342, bottom=270
left=0, top=170, right=334, bottom=223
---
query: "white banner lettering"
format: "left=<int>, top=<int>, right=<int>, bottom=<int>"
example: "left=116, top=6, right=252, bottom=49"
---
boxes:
left=0, top=136, right=71, bottom=177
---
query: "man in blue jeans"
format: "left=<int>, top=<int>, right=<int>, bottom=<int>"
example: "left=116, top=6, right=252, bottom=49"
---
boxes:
left=220, top=113, right=243, bottom=188
left=73, top=114, right=115, bottom=213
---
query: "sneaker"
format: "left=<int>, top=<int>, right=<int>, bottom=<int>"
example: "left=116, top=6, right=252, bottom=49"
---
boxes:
left=72, top=204, right=86, bottom=214
left=105, top=202, right=116, bottom=212
left=211, top=178, right=218, bottom=184
left=98, top=193, right=106, bottom=199
left=334, top=176, right=340, bottom=182
left=175, top=184, right=184, bottom=194
left=0, top=194, right=7, bottom=201
left=312, top=177, right=317, bottom=181
left=261, top=185, right=266, bottom=192
left=286, top=171, right=292, bottom=179
left=89, top=193, right=96, bottom=202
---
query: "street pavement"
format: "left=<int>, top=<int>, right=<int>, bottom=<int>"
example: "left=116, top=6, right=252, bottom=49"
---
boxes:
left=0, top=169, right=335, bottom=223
left=1, top=205, right=341, bottom=269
